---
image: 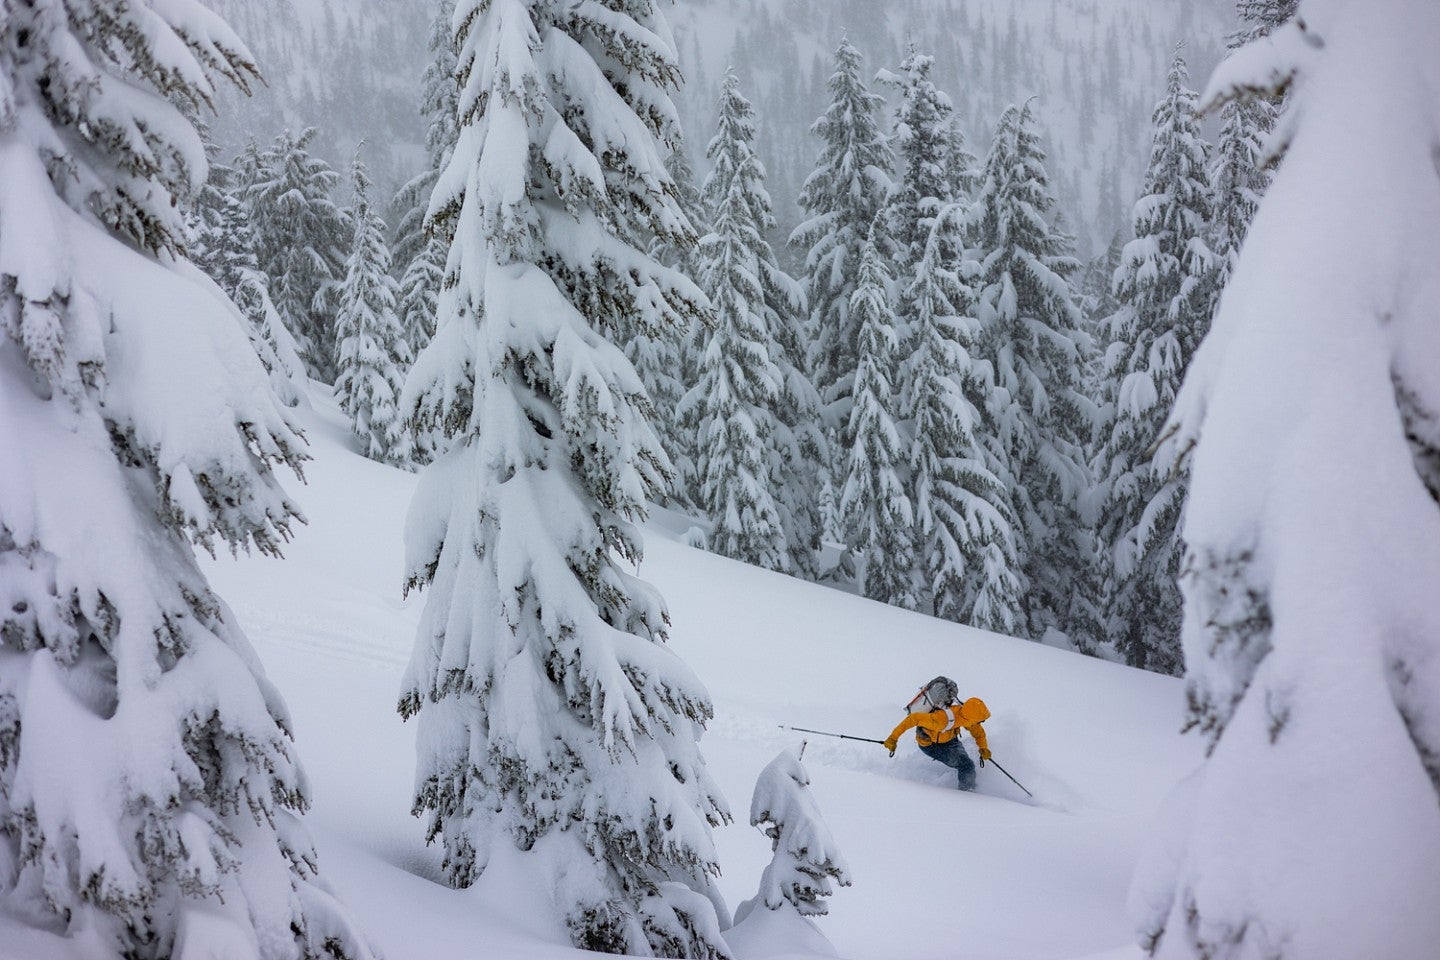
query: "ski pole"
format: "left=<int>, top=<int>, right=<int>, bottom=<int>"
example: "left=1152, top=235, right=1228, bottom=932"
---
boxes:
left=779, top=725, right=886, bottom=745
left=986, top=757, right=1034, bottom=798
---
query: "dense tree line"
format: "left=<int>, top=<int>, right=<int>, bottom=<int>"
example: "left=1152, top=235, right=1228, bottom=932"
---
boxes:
left=180, top=10, right=1271, bottom=675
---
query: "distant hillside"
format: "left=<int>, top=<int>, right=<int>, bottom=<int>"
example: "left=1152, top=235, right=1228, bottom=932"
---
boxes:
left=205, top=0, right=433, bottom=198
left=669, top=0, right=1232, bottom=257
left=203, top=0, right=1233, bottom=254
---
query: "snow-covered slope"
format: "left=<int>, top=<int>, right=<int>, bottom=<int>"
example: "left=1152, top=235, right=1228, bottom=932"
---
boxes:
left=6, top=388, right=1198, bottom=960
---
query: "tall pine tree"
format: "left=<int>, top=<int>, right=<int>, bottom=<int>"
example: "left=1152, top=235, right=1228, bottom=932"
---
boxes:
left=621, top=150, right=699, bottom=512
left=879, top=47, right=1015, bottom=625
left=189, top=131, right=308, bottom=409
left=1208, top=95, right=1267, bottom=293
left=841, top=233, right=916, bottom=608
left=905, top=207, right=1021, bottom=628
left=1207, top=0, right=1295, bottom=285
left=971, top=102, right=1098, bottom=648
left=241, top=128, right=350, bottom=383
left=1094, top=50, right=1215, bottom=675
left=189, top=122, right=256, bottom=299
left=791, top=38, right=893, bottom=443
left=397, top=1, right=729, bottom=955
left=0, top=3, right=372, bottom=957
left=394, top=0, right=459, bottom=367
left=685, top=71, right=815, bottom=576
left=880, top=47, right=957, bottom=272
left=647, top=144, right=708, bottom=507
left=1132, top=4, right=1440, bottom=956
left=335, top=151, right=413, bottom=468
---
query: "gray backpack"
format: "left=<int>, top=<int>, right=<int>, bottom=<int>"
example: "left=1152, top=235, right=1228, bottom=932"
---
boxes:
left=905, top=676, right=959, bottom=713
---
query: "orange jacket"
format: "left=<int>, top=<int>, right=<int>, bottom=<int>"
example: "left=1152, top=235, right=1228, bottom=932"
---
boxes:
left=884, top=698, right=990, bottom=754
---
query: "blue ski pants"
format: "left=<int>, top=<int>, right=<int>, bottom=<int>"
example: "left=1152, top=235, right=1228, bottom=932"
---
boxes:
left=920, top=738, right=977, bottom=791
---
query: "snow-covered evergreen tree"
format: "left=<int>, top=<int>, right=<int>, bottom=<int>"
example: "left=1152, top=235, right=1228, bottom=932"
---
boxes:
left=1207, top=95, right=1268, bottom=292
left=393, top=0, right=459, bottom=363
left=1094, top=51, right=1215, bottom=675
left=739, top=747, right=851, bottom=919
left=772, top=321, right=828, bottom=582
left=685, top=71, right=810, bottom=574
left=791, top=38, right=893, bottom=441
left=334, top=152, right=412, bottom=468
left=653, top=145, right=708, bottom=284
left=816, top=468, right=843, bottom=546
left=942, top=115, right=981, bottom=203
left=877, top=47, right=1016, bottom=625
left=233, top=269, right=311, bottom=408
left=880, top=47, right=958, bottom=270
left=971, top=102, right=1098, bottom=648
left=189, top=125, right=256, bottom=298
left=623, top=167, right=694, bottom=509
left=904, top=207, right=1020, bottom=629
left=622, top=320, right=689, bottom=501
left=395, top=229, right=445, bottom=380
left=1082, top=232, right=1126, bottom=327
left=1131, top=4, right=1440, bottom=956
left=399, top=0, right=460, bottom=246
left=1208, top=0, right=1293, bottom=280
left=241, top=128, right=350, bottom=382
left=841, top=234, right=916, bottom=608
left=187, top=134, right=308, bottom=409
left=0, top=3, right=372, bottom=957
left=1232, top=0, right=1298, bottom=44
left=647, top=144, right=708, bottom=507
left=397, top=1, right=729, bottom=955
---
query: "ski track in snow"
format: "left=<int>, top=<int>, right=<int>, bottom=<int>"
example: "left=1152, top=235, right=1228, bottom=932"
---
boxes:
left=236, top=601, right=413, bottom=670
left=232, top=591, right=1064, bottom=813
left=711, top=712, right=1057, bottom=810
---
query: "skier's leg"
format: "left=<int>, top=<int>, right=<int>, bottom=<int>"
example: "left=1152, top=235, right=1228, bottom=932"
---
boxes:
left=950, top=743, right=977, bottom=791
left=919, top=740, right=977, bottom=791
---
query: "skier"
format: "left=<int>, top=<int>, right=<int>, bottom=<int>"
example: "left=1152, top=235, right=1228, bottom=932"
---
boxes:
left=882, top=676, right=991, bottom=791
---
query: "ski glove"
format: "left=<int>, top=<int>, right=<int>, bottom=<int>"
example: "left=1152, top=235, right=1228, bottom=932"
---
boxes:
left=979, top=747, right=992, bottom=767
left=883, top=737, right=897, bottom=757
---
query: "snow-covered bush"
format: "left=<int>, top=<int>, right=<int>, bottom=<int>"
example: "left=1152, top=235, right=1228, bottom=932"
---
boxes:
left=0, top=2, right=372, bottom=957
left=740, top=747, right=851, bottom=920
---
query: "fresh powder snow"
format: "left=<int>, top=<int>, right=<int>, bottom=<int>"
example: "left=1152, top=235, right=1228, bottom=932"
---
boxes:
left=32, top=387, right=1211, bottom=960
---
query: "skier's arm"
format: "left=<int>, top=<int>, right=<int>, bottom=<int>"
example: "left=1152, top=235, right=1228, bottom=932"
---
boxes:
left=956, top=698, right=991, bottom=758
left=966, top=721, right=990, bottom=758
left=883, top=712, right=925, bottom=752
